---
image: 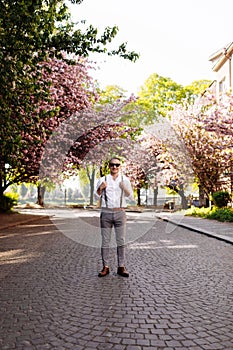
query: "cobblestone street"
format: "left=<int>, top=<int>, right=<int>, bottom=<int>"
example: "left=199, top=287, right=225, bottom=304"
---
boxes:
left=0, top=213, right=232, bottom=350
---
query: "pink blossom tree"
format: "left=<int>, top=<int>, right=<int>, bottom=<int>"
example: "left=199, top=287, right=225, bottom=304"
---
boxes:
left=0, top=0, right=139, bottom=209
left=3, top=56, right=96, bottom=204
left=170, top=93, right=233, bottom=205
left=39, top=95, right=141, bottom=205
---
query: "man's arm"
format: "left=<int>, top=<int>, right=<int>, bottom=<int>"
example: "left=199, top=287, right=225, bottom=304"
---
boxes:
left=119, top=182, right=131, bottom=197
left=119, top=177, right=133, bottom=198
left=97, top=181, right=107, bottom=196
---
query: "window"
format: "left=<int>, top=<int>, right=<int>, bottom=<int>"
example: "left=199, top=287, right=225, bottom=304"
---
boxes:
left=219, top=77, right=226, bottom=93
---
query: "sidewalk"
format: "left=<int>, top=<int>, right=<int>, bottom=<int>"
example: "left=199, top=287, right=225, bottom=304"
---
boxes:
left=0, top=208, right=233, bottom=244
left=154, top=211, right=233, bottom=245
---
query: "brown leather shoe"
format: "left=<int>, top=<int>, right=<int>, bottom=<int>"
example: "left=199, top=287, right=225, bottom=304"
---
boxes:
left=98, top=266, right=109, bottom=277
left=117, top=266, right=129, bottom=277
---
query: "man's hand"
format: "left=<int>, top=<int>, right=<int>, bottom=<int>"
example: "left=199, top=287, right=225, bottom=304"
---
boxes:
left=97, top=181, right=107, bottom=195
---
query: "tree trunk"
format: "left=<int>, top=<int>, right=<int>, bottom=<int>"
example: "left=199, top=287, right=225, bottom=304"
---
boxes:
left=199, top=185, right=205, bottom=207
left=0, top=161, right=7, bottom=199
left=230, top=163, right=233, bottom=205
left=0, top=174, right=4, bottom=200
left=178, top=189, right=188, bottom=209
left=37, top=184, right=46, bottom=206
left=153, top=187, right=158, bottom=206
left=169, top=183, right=188, bottom=210
left=137, top=188, right=141, bottom=206
left=89, top=168, right=96, bottom=206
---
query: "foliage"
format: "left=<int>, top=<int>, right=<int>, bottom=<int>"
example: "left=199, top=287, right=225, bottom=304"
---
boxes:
left=212, top=191, right=231, bottom=208
left=206, top=207, right=233, bottom=222
left=0, top=56, right=94, bottom=196
left=126, top=74, right=212, bottom=205
left=185, top=206, right=212, bottom=218
left=186, top=205, right=233, bottom=222
left=0, top=0, right=139, bottom=200
left=184, top=80, right=212, bottom=101
left=97, top=85, right=128, bottom=105
left=0, top=192, right=19, bottom=212
left=134, top=118, right=194, bottom=208
left=136, top=74, right=211, bottom=124
left=170, top=92, right=233, bottom=198
left=39, top=97, right=140, bottom=184
left=201, top=92, right=233, bottom=137
left=0, top=1, right=139, bottom=64
left=137, top=73, right=186, bottom=123
left=96, top=85, right=141, bottom=128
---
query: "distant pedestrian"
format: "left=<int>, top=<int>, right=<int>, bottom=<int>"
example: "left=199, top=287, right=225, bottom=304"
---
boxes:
left=96, top=157, right=134, bottom=277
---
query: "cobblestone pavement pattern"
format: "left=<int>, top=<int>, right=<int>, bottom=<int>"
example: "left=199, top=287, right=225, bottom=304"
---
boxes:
left=0, top=214, right=233, bottom=350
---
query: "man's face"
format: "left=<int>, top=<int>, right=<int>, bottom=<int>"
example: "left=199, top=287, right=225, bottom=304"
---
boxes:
left=109, top=159, right=121, bottom=175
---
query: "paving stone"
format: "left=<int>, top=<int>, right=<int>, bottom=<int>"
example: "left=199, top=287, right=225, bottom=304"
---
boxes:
left=0, top=214, right=233, bottom=350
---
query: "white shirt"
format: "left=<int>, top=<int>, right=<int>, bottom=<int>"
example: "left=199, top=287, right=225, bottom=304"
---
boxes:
left=96, top=173, right=133, bottom=208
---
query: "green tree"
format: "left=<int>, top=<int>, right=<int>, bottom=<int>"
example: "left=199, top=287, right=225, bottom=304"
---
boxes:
left=137, top=73, right=211, bottom=124
left=97, top=85, right=128, bottom=105
left=137, top=73, right=187, bottom=123
left=185, top=79, right=212, bottom=99
left=96, top=84, right=142, bottom=128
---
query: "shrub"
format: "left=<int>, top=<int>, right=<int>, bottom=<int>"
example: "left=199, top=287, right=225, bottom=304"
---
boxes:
left=206, top=207, right=233, bottom=222
left=212, top=191, right=231, bottom=208
left=186, top=205, right=233, bottom=222
left=0, top=192, right=19, bottom=212
left=185, top=206, right=211, bottom=218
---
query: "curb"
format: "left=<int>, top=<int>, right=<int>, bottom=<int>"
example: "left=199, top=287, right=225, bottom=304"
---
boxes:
left=156, top=215, right=233, bottom=245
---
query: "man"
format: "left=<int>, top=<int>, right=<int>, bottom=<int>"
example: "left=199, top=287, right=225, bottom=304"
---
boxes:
left=96, top=157, right=134, bottom=278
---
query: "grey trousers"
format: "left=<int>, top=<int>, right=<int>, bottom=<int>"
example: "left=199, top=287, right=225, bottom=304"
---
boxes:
left=100, top=210, right=127, bottom=267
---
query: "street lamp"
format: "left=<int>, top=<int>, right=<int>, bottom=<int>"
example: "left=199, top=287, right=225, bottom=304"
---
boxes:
left=169, top=179, right=178, bottom=210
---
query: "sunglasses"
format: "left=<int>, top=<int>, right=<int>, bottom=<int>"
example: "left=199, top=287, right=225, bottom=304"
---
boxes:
left=109, top=163, right=121, bottom=167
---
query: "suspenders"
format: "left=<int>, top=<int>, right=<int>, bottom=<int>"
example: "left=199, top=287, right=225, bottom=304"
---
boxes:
left=103, top=176, right=108, bottom=207
left=102, top=175, right=124, bottom=208
left=120, top=175, right=123, bottom=208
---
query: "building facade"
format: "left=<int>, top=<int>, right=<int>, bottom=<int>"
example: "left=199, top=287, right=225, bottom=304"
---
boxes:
left=209, top=42, right=233, bottom=97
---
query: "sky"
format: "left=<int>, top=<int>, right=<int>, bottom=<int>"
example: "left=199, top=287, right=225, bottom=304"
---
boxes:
left=68, top=0, right=233, bottom=94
